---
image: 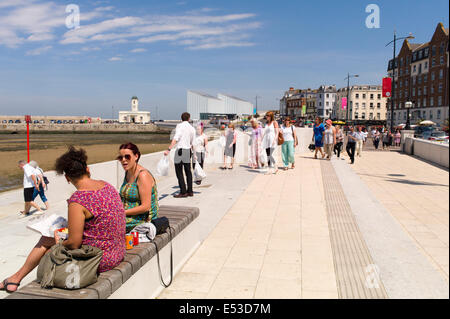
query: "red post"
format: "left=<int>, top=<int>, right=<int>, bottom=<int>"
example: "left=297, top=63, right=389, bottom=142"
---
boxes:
left=25, top=115, right=31, bottom=162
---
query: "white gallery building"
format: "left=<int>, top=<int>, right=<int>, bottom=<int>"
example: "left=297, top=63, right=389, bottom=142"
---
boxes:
left=187, top=90, right=254, bottom=120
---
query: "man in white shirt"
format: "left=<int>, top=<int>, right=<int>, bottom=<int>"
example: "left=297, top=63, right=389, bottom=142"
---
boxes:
left=164, top=112, right=196, bottom=198
left=18, top=160, right=43, bottom=217
left=355, top=126, right=365, bottom=157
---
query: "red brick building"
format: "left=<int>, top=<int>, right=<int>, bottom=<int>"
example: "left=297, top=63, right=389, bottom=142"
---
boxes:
left=387, top=23, right=449, bottom=127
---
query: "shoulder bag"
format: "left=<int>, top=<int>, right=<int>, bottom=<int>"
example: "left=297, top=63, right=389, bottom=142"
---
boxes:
left=36, top=242, right=103, bottom=289
left=150, top=217, right=173, bottom=288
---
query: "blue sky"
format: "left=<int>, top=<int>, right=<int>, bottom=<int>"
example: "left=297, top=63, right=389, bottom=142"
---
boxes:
left=0, top=0, right=448, bottom=120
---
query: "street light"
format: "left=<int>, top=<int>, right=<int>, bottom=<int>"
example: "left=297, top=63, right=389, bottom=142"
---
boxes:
left=405, top=101, right=413, bottom=130
left=385, top=31, right=415, bottom=130
left=345, top=73, right=359, bottom=123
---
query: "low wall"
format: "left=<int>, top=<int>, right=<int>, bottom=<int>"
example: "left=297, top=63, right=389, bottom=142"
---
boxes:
left=403, top=137, right=449, bottom=168
left=0, top=123, right=159, bottom=133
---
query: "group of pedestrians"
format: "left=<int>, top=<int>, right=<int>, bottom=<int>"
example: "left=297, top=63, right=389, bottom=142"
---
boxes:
left=371, top=127, right=401, bottom=150
left=311, top=118, right=366, bottom=164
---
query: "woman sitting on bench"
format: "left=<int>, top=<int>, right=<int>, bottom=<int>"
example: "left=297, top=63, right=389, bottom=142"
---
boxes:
left=0, top=146, right=126, bottom=293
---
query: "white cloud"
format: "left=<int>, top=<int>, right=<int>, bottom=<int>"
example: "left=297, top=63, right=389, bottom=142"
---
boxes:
left=109, top=56, right=122, bottom=61
left=130, top=48, right=147, bottom=53
left=26, top=45, right=52, bottom=55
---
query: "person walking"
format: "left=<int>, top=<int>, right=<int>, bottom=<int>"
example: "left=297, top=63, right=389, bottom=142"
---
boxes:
left=334, top=125, right=344, bottom=158
left=222, top=123, right=237, bottom=169
left=382, top=130, right=390, bottom=150
left=29, top=161, right=50, bottom=211
left=248, top=120, right=263, bottom=169
left=323, top=119, right=336, bottom=161
left=193, top=123, right=208, bottom=185
left=355, top=126, right=364, bottom=157
left=394, top=130, right=401, bottom=147
left=312, top=117, right=325, bottom=159
left=346, top=126, right=358, bottom=164
left=280, top=117, right=297, bottom=170
left=164, top=112, right=195, bottom=198
left=373, top=129, right=381, bottom=150
left=262, top=111, right=279, bottom=174
left=17, top=160, right=43, bottom=217
left=118, top=143, right=159, bottom=233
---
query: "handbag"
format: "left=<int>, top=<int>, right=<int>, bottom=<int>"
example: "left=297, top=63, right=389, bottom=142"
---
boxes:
left=39, top=168, right=49, bottom=185
left=277, top=130, right=284, bottom=145
left=150, top=217, right=173, bottom=288
left=308, top=143, right=315, bottom=151
left=36, top=242, right=103, bottom=289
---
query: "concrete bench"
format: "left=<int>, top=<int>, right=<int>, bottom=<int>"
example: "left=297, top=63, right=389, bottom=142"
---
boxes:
left=6, top=205, right=200, bottom=299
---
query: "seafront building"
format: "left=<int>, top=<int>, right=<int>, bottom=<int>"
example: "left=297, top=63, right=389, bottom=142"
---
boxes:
left=316, top=85, right=336, bottom=119
left=334, top=85, right=388, bottom=123
left=119, top=96, right=151, bottom=124
left=187, top=90, right=254, bottom=120
left=386, top=23, right=449, bottom=127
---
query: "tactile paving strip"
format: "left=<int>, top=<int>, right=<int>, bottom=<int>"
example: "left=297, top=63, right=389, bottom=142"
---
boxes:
left=320, top=161, right=388, bottom=299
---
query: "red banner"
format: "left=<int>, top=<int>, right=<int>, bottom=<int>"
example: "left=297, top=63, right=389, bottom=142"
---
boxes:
left=341, top=97, right=347, bottom=110
left=382, top=77, right=392, bottom=98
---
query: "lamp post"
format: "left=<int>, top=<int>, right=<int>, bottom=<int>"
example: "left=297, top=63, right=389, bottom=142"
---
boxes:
left=385, top=31, right=415, bottom=130
left=405, top=101, right=412, bottom=130
left=345, top=73, right=359, bottom=123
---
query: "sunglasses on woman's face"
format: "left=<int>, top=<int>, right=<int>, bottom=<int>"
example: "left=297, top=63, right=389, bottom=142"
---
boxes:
left=116, top=154, right=132, bottom=161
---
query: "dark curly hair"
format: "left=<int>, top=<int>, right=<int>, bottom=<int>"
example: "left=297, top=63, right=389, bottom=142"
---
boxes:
left=55, top=146, right=89, bottom=180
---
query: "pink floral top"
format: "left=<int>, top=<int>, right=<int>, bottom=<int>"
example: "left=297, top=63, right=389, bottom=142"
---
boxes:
left=68, top=182, right=126, bottom=273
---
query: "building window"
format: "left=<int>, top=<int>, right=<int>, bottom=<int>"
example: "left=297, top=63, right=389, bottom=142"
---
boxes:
left=424, top=86, right=427, bottom=95
left=369, top=113, right=373, bottom=120
left=430, top=110, right=433, bottom=119
left=412, top=88, right=415, bottom=96
left=326, top=94, right=329, bottom=98
left=412, top=76, right=416, bottom=85
left=413, top=52, right=417, bottom=60
left=418, top=76, right=422, bottom=84
left=370, top=94, right=374, bottom=100
left=431, top=72, right=435, bottom=81
left=424, top=61, right=428, bottom=69
left=405, top=79, right=409, bottom=86
left=418, top=100, right=421, bottom=107
left=423, top=74, right=427, bottom=82
left=439, top=83, right=443, bottom=93
left=437, top=109, right=441, bottom=119
left=424, top=47, right=429, bottom=56
left=430, top=97, right=434, bottom=106
left=418, top=64, right=422, bottom=74
left=432, top=58, right=436, bottom=67
left=423, top=98, right=427, bottom=107
left=362, top=102, right=366, bottom=108
left=438, top=96, right=442, bottom=106
left=440, top=56, right=444, bottom=65
left=440, top=42, right=445, bottom=54
left=355, top=103, right=359, bottom=108
left=422, top=111, right=426, bottom=118
left=439, top=69, right=444, bottom=79
left=399, top=80, right=403, bottom=88
left=370, top=103, right=374, bottom=108
left=431, top=86, right=434, bottom=94
left=418, top=88, right=421, bottom=96
left=362, top=113, right=366, bottom=120
left=413, top=65, right=417, bottom=72
left=355, top=113, right=359, bottom=119
left=377, top=103, right=381, bottom=108
left=362, top=94, right=366, bottom=99
left=404, top=112, right=407, bottom=120
left=393, top=113, right=396, bottom=120
left=377, top=113, right=381, bottom=120
left=432, top=45, right=436, bottom=56
left=377, top=94, right=381, bottom=99
left=355, top=93, right=359, bottom=99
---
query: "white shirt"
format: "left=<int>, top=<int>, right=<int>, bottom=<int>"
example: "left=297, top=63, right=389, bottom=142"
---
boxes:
left=281, top=125, right=294, bottom=142
left=263, top=122, right=276, bottom=148
left=194, top=133, right=207, bottom=153
left=23, top=164, right=36, bottom=188
left=174, top=121, right=195, bottom=150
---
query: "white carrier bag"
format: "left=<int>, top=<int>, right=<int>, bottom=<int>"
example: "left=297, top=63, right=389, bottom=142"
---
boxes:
left=156, top=155, right=170, bottom=176
left=193, top=161, right=207, bottom=182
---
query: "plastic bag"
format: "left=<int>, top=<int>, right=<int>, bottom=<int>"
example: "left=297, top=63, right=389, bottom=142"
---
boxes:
left=27, top=214, right=68, bottom=238
left=156, top=155, right=169, bottom=176
left=259, top=149, right=268, bottom=166
left=193, top=161, right=207, bottom=182
left=219, top=136, right=226, bottom=148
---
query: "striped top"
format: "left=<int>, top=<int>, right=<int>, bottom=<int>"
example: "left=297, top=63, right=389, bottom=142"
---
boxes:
left=120, top=169, right=159, bottom=233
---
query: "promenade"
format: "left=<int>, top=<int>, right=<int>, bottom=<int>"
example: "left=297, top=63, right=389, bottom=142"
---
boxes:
left=0, top=138, right=448, bottom=299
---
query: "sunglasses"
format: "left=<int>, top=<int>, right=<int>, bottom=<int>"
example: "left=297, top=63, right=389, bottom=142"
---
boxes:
left=116, top=154, right=132, bottom=161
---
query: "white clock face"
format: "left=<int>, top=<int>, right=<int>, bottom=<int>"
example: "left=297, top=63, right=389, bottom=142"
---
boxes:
left=386, top=92, right=391, bottom=97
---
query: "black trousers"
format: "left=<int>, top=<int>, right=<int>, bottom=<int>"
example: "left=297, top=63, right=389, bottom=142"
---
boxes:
left=174, top=148, right=193, bottom=194
left=334, top=142, right=343, bottom=157
left=266, top=147, right=275, bottom=167
left=373, top=138, right=380, bottom=150
left=346, top=142, right=356, bottom=163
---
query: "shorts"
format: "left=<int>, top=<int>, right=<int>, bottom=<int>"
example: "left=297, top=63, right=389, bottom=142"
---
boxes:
left=24, top=187, right=35, bottom=202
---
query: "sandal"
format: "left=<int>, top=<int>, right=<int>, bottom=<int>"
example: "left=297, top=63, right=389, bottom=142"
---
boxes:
left=0, top=278, right=20, bottom=293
